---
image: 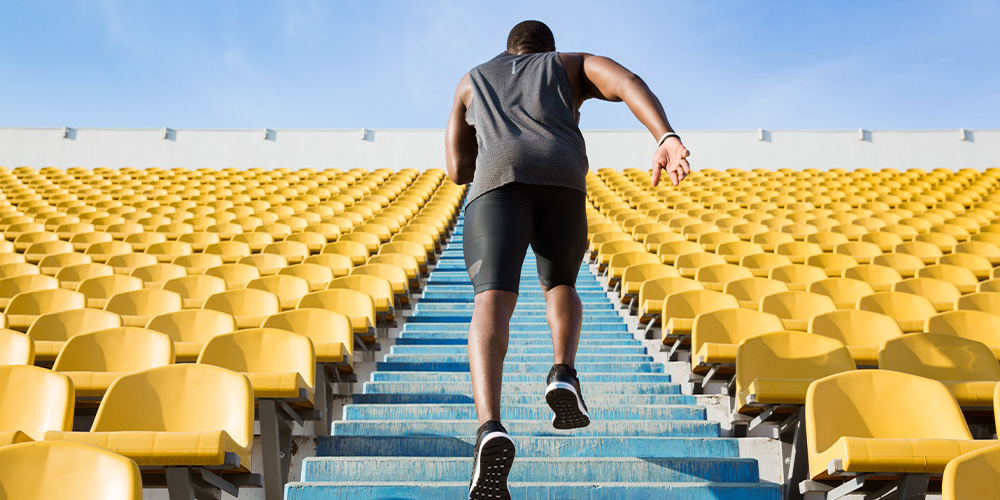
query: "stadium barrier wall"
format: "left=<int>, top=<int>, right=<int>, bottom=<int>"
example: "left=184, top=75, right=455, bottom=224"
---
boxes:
left=1, top=127, right=997, bottom=171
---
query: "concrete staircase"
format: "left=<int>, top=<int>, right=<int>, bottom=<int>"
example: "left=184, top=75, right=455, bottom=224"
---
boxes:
left=285, top=214, right=781, bottom=500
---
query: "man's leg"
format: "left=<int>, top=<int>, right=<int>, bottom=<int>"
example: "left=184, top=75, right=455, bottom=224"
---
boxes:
left=469, top=289, right=518, bottom=425
left=543, top=284, right=582, bottom=367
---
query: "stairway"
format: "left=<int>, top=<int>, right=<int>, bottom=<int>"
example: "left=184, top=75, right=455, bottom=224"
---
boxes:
left=285, top=213, right=781, bottom=499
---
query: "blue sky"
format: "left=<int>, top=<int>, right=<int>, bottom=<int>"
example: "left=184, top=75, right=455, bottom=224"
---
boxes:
left=1, top=0, right=998, bottom=131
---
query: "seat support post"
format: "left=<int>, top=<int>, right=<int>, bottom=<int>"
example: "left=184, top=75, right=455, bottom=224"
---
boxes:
left=784, top=407, right=807, bottom=500
left=259, top=399, right=294, bottom=500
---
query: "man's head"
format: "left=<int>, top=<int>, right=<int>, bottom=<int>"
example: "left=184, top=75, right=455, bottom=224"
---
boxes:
left=506, top=20, right=555, bottom=54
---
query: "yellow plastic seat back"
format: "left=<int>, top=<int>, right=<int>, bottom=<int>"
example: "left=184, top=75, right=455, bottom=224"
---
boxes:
left=0, top=364, right=74, bottom=441
left=806, top=370, right=973, bottom=479
left=807, top=277, right=875, bottom=310
left=298, top=289, right=376, bottom=335
left=858, top=291, right=937, bottom=332
left=197, top=328, right=315, bottom=400
left=104, top=289, right=183, bottom=326
left=768, top=264, right=828, bottom=291
left=691, top=308, right=785, bottom=367
left=809, top=309, right=903, bottom=365
left=0, top=441, right=142, bottom=500
left=90, top=364, right=252, bottom=452
left=246, top=275, right=311, bottom=310
left=926, top=310, right=1000, bottom=350
left=878, top=332, right=1000, bottom=383
left=204, top=289, right=281, bottom=328
left=351, top=263, right=409, bottom=296
left=759, top=291, right=836, bottom=331
left=262, top=308, right=354, bottom=362
left=53, top=327, right=175, bottom=372
left=942, top=443, right=1000, bottom=500
left=736, top=331, right=855, bottom=410
left=956, top=292, right=1000, bottom=315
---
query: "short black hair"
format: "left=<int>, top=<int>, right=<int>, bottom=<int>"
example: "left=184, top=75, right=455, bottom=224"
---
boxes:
left=506, top=20, right=555, bottom=54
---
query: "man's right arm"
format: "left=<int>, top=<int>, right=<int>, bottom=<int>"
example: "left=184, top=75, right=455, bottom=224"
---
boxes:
left=445, top=73, right=477, bottom=185
left=567, top=53, right=691, bottom=187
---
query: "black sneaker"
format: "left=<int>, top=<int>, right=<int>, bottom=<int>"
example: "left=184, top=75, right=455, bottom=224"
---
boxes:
left=468, top=420, right=515, bottom=500
left=545, top=363, right=591, bottom=429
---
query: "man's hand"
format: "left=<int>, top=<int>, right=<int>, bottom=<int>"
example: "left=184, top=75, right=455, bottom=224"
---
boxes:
left=651, top=136, right=691, bottom=187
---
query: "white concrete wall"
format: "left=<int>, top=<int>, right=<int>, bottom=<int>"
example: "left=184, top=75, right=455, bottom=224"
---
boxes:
left=1, top=127, right=997, bottom=172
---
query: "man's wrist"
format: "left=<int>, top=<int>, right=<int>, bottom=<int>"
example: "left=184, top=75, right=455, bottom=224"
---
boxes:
left=657, top=132, right=680, bottom=147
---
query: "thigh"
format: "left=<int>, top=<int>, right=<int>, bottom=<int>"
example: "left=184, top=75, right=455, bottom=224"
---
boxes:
left=462, top=185, right=533, bottom=295
left=527, top=185, right=588, bottom=289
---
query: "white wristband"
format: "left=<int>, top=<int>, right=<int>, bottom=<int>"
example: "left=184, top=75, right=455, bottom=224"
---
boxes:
left=657, top=132, right=679, bottom=147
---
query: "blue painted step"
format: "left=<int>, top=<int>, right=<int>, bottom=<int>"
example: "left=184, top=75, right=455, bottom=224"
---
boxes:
left=286, top=482, right=781, bottom=500
left=389, top=345, right=647, bottom=354
left=351, top=393, right=697, bottom=406
left=361, top=381, right=683, bottom=395
left=368, top=371, right=672, bottom=383
left=301, top=456, right=757, bottom=483
left=342, top=404, right=705, bottom=421
left=401, top=322, right=628, bottom=332
left=374, top=361, right=663, bottom=374
left=328, top=420, right=720, bottom=438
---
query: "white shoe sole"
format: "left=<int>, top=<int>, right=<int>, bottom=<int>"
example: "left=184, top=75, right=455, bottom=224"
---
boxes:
left=545, top=381, right=591, bottom=430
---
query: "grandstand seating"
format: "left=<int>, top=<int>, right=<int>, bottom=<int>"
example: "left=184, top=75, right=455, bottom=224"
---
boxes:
left=5, top=164, right=1000, bottom=497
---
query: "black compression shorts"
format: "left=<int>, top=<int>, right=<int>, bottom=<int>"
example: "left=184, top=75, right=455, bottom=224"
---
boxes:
left=463, top=182, right=588, bottom=295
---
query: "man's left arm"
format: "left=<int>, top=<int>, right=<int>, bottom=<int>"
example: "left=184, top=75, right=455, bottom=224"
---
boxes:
left=445, top=73, right=477, bottom=185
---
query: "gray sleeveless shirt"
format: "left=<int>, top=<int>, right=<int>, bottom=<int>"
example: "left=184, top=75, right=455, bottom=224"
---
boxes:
left=465, top=51, right=589, bottom=203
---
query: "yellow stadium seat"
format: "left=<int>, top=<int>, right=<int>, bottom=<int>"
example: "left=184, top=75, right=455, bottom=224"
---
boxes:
left=203, top=288, right=281, bottom=329
left=655, top=240, right=703, bottom=266
left=0, top=440, right=142, bottom=500
left=607, top=251, right=660, bottom=286
left=177, top=231, right=222, bottom=251
left=26, top=308, right=123, bottom=362
left=23, top=239, right=74, bottom=264
left=870, top=252, right=925, bottom=278
left=892, top=277, right=961, bottom=313
left=161, top=274, right=227, bottom=309
left=0, top=274, right=59, bottom=311
left=0, top=364, right=74, bottom=444
left=937, top=252, right=993, bottom=281
left=144, top=241, right=193, bottom=264
left=103, top=253, right=157, bottom=276
left=740, top=253, right=793, bottom=278
left=233, top=231, right=274, bottom=252
left=805, top=253, right=858, bottom=278
left=305, top=253, right=354, bottom=278
left=44, top=364, right=255, bottom=497
left=697, top=231, right=739, bottom=252
left=129, top=263, right=187, bottom=289
left=351, top=263, right=409, bottom=306
left=637, top=276, right=704, bottom=326
left=619, top=263, right=680, bottom=309
left=768, top=264, right=828, bottom=292
left=103, top=288, right=183, bottom=328
left=673, top=252, right=725, bottom=279
left=736, top=331, right=855, bottom=414
left=894, top=240, right=944, bottom=265
left=262, top=308, right=354, bottom=372
left=0, top=262, right=40, bottom=280
left=858, top=291, right=937, bottom=333
left=171, top=253, right=224, bottom=276
left=715, top=240, right=764, bottom=264
left=954, top=240, right=1000, bottom=266
left=690, top=308, right=785, bottom=378
left=146, top=309, right=238, bottom=362
left=842, top=264, right=903, bottom=292
left=694, top=263, right=753, bottom=292
left=247, top=275, right=311, bottom=311
left=915, top=230, right=960, bottom=251
left=955, top=291, right=1000, bottom=316
left=378, top=241, right=428, bottom=274
left=833, top=241, right=883, bottom=264
left=722, top=277, right=789, bottom=310
left=859, top=231, right=905, bottom=252
left=83, top=240, right=134, bottom=263
left=37, top=252, right=91, bottom=276
left=807, top=278, right=875, bottom=310
left=321, top=241, right=370, bottom=266
left=298, top=289, right=377, bottom=351
left=340, top=231, right=381, bottom=254
left=76, top=274, right=144, bottom=309
left=759, top=290, right=836, bottom=331
left=204, top=241, right=253, bottom=263
left=276, top=263, right=333, bottom=292
left=5, top=288, right=86, bottom=331
left=805, top=370, right=993, bottom=485
left=879, top=332, right=999, bottom=408
left=238, top=253, right=289, bottom=276
left=53, top=327, right=175, bottom=400
left=198, top=327, right=314, bottom=403
left=661, top=289, right=739, bottom=348
left=205, top=263, right=262, bottom=290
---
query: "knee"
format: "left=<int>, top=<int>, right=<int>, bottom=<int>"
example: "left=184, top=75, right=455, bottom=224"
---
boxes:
left=474, top=290, right=519, bottom=315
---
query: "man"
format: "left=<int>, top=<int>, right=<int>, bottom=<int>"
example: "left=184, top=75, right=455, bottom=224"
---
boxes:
left=445, top=20, right=691, bottom=500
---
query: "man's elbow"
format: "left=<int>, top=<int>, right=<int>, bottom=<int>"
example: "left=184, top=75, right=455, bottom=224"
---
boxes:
left=446, top=158, right=474, bottom=185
